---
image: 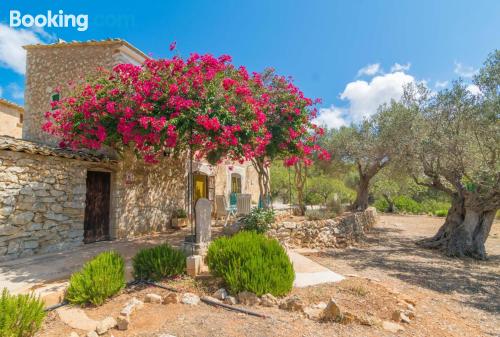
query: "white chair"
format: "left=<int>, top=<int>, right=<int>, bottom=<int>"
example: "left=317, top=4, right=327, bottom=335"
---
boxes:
left=215, top=195, right=235, bottom=226
left=236, top=194, right=251, bottom=216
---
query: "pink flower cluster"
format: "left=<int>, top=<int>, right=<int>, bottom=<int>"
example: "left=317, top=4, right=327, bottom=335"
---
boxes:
left=43, top=52, right=330, bottom=166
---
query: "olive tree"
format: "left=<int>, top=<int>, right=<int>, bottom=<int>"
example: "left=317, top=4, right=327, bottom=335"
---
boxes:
left=404, top=51, right=499, bottom=259
left=326, top=101, right=416, bottom=210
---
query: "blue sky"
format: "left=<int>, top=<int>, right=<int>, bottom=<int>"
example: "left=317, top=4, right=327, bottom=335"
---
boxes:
left=1, top=0, right=499, bottom=127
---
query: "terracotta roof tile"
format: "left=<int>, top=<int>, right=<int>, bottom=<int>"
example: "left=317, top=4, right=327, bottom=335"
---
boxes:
left=0, top=135, right=116, bottom=163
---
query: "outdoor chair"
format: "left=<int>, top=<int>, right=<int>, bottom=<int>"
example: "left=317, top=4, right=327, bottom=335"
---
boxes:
left=215, top=195, right=236, bottom=227
left=236, top=194, right=252, bottom=216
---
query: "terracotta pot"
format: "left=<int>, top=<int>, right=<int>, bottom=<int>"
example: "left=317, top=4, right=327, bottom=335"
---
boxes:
left=172, top=217, right=189, bottom=229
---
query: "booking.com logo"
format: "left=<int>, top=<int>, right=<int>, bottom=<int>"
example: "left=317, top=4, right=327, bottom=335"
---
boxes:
left=9, top=10, right=89, bottom=32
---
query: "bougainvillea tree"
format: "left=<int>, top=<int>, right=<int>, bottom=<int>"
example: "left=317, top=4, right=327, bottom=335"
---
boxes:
left=43, top=50, right=329, bottom=213
left=250, top=69, right=330, bottom=210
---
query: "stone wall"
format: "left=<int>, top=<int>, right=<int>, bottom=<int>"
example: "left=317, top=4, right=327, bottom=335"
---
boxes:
left=268, top=208, right=378, bottom=249
left=0, top=150, right=113, bottom=261
left=113, top=151, right=187, bottom=238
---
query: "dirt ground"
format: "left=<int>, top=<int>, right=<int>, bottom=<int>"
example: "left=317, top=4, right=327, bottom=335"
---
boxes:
left=37, top=214, right=500, bottom=337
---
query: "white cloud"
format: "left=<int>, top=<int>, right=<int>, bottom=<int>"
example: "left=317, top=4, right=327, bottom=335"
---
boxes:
left=357, top=63, right=381, bottom=77
left=466, top=84, right=481, bottom=96
left=454, top=61, right=478, bottom=78
left=0, top=24, right=53, bottom=74
left=340, top=71, right=416, bottom=122
left=435, top=80, right=449, bottom=89
left=390, top=62, right=411, bottom=72
left=314, top=106, right=348, bottom=129
left=7, top=83, right=24, bottom=100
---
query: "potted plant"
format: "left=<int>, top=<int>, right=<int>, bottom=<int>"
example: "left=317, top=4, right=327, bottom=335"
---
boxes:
left=171, top=208, right=188, bottom=229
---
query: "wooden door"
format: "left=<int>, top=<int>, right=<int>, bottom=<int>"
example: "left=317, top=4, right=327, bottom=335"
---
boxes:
left=84, top=171, right=111, bottom=243
left=193, top=174, right=208, bottom=203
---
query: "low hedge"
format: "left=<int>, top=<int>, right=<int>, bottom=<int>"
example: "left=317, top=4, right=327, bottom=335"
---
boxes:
left=65, top=251, right=125, bottom=306
left=0, top=288, right=45, bottom=337
left=133, top=243, right=186, bottom=281
left=207, top=231, right=294, bottom=296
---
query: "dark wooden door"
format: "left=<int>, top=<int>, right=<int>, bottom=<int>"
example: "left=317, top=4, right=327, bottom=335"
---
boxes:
left=84, top=171, right=111, bottom=243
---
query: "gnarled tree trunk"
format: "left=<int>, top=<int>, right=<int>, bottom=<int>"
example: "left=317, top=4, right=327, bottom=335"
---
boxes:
left=417, top=195, right=496, bottom=260
left=353, top=175, right=370, bottom=211
left=251, top=157, right=271, bottom=208
left=382, top=193, right=396, bottom=213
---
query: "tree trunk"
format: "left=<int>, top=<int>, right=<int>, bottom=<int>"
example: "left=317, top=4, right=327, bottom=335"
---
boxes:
left=417, top=195, right=496, bottom=260
left=294, top=162, right=306, bottom=216
left=382, top=194, right=395, bottom=213
left=353, top=176, right=370, bottom=211
left=251, top=157, right=271, bottom=208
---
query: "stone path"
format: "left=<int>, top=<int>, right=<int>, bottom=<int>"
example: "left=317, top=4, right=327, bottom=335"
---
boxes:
left=0, top=229, right=189, bottom=294
left=288, top=250, right=344, bottom=287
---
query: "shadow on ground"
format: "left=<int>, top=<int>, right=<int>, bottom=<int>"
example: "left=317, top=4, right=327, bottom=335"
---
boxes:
left=314, top=225, right=500, bottom=314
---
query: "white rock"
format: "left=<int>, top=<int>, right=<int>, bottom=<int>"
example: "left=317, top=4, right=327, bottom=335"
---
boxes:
left=260, top=293, right=279, bottom=307
left=213, top=288, right=228, bottom=300
left=96, top=316, right=117, bottom=335
left=120, top=297, right=144, bottom=318
left=224, top=296, right=237, bottom=305
left=69, top=332, right=79, bottom=337
left=87, top=332, right=98, bottom=337
left=145, top=293, right=163, bottom=304
left=181, top=293, right=200, bottom=305
left=382, top=321, right=405, bottom=332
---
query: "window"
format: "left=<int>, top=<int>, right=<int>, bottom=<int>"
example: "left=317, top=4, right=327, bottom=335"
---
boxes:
left=231, top=173, right=242, bottom=194
left=51, top=92, right=60, bottom=110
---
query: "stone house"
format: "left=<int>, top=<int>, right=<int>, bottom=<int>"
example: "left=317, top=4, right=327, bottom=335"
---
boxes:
left=0, top=98, right=24, bottom=138
left=0, top=39, right=260, bottom=261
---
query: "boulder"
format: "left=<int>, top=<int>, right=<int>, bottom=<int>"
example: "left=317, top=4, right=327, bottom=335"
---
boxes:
left=237, top=291, right=261, bottom=306
left=181, top=293, right=200, bottom=305
left=321, top=299, right=342, bottom=322
left=163, top=292, right=179, bottom=304
left=213, top=288, right=228, bottom=300
left=260, top=293, right=279, bottom=307
left=116, top=315, right=129, bottom=331
left=96, top=316, right=117, bottom=335
left=145, top=293, right=163, bottom=304
left=279, top=295, right=305, bottom=312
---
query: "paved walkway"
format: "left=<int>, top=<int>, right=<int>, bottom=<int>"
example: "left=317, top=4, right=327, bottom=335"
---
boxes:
left=288, top=250, right=344, bottom=287
left=0, top=229, right=190, bottom=294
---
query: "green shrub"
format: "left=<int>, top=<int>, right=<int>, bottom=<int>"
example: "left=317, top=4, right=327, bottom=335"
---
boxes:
left=207, top=231, right=294, bottom=296
left=0, top=288, right=45, bottom=337
left=173, top=208, right=187, bottom=218
left=66, top=251, right=125, bottom=306
left=241, top=208, right=275, bottom=234
left=133, top=243, right=186, bottom=281
left=433, top=209, right=448, bottom=217
left=373, top=199, right=389, bottom=212
left=393, top=196, right=423, bottom=214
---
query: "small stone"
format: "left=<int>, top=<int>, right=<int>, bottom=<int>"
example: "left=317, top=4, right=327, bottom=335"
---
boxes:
left=96, top=316, right=117, bottom=335
left=382, top=320, right=405, bottom=332
left=303, top=306, right=323, bottom=320
left=321, top=298, right=342, bottom=321
left=70, top=332, right=79, bottom=337
left=145, top=293, right=163, bottom=304
left=158, top=334, right=177, bottom=337
left=392, top=309, right=411, bottom=323
left=181, top=293, right=200, bottom=305
left=279, top=295, right=305, bottom=312
left=163, top=292, right=179, bottom=304
left=260, top=293, right=279, bottom=307
left=87, top=332, right=98, bottom=337
left=120, top=298, right=144, bottom=317
left=224, top=296, right=237, bottom=305
left=213, top=288, right=228, bottom=300
left=238, top=291, right=261, bottom=306
left=116, top=315, right=129, bottom=331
